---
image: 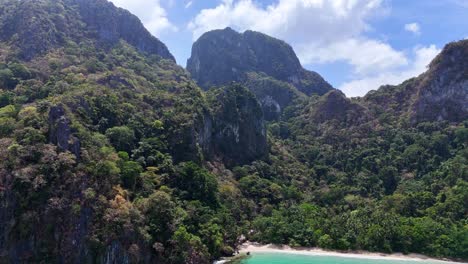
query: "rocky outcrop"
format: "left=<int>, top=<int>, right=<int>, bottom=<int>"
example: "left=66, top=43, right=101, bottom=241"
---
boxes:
left=0, top=0, right=70, bottom=60
left=69, top=0, right=174, bottom=61
left=0, top=0, right=174, bottom=61
left=187, top=27, right=333, bottom=96
left=48, top=105, right=80, bottom=157
left=411, top=40, right=468, bottom=123
left=205, top=85, right=268, bottom=167
left=243, top=72, right=306, bottom=121
left=364, top=40, right=468, bottom=125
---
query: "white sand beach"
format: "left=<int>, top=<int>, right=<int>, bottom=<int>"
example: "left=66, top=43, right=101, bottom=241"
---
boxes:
left=238, top=242, right=467, bottom=263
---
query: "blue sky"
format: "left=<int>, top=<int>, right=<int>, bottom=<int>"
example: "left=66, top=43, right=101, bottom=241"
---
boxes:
left=109, top=0, right=467, bottom=97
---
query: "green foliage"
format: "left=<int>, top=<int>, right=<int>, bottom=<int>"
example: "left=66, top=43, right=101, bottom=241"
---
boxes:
left=0, top=117, right=16, bottom=136
left=173, top=162, right=219, bottom=207
left=105, top=126, right=136, bottom=152
left=8, top=63, right=32, bottom=80
left=252, top=204, right=324, bottom=246
left=169, top=226, right=210, bottom=264
left=0, top=1, right=465, bottom=262
left=137, top=190, right=177, bottom=243
left=119, top=161, right=143, bottom=190
left=0, top=90, right=15, bottom=107
left=318, top=235, right=334, bottom=249
left=0, top=68, right=17, bottom=89
left=0, top=104, right=16, bottom=118
left=132, top=137, right=169, bottom=167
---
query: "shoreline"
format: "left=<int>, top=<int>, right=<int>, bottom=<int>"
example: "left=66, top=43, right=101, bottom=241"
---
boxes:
left=235, top=242, right=467, bottom=263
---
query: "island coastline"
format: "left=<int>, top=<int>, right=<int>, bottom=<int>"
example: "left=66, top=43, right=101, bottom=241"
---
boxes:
left=220, top=242, right=468, bottom=264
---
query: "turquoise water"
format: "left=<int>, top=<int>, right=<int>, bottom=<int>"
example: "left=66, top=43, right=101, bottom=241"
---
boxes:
left=241, top=253, right=448, bottom=264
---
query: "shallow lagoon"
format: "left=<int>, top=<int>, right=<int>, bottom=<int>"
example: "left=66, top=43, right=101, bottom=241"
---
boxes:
left=240, top=252, right=456, bottom=264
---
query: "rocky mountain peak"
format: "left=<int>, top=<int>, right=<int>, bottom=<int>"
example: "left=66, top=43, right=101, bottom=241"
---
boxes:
left=0, top=0, right=174, bottom=61
left=69, top=0, right=174, bottom=61
left=411, top=40, right=468, bottom=123
left=363, top=40, right=467, bottom=125
left=187, top=27, right=333, bottom=96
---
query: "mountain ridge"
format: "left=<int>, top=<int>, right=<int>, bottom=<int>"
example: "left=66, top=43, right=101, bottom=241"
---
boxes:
left=187, top=27, right=333, bottom=96
left=0, top=0, right=175, bottom=61
left=363, top=39, right=468, bottom=125
left=0, top=0, right=467, bottom=263
left=187, top=27, right=333, bottom=120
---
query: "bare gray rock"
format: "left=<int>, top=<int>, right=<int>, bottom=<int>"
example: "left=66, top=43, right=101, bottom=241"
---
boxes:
left=187, top=27, right=333, bottom=96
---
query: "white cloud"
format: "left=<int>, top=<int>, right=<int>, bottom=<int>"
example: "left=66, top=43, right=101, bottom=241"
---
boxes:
left=188, top=0, right=384, bottom=43
left=109, top=0, right=177, bottom=36
left=185, top=1, right=193, bottom=9
left=339, top=45, right=441, bottom=97
left=404, top=22, right=421, bottom=35
left=297, top=38, right=408, bottom=76
left=188, top=0, right=439, bottom=97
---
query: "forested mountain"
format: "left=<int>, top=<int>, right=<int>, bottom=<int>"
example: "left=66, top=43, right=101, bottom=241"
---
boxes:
left=187, top=27, right=333, bottom=121
left=364, top=40, right=468, bottom=124
left=0, top=0, right=467, bottom=263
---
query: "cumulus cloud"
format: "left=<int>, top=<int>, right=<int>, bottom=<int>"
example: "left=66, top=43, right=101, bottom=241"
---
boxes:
left=188, top=0, right=439, bottom=97
left=109, top=0, right=177, bottom=36
left=297, top=38, right=408, bottom=76
left=188, top=0, right=384, bottom=42
left=339, top=45, right=441, bottom=97
left=404, top=22, right=421, bottom=35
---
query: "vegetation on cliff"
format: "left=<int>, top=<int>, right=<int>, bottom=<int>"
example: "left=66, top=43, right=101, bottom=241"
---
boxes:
left=0, top=0, right=467, bottom=263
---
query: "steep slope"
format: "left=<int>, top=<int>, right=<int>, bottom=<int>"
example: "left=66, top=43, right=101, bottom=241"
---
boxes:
left=69, top=0, right=175, bottom=61
left=206, top=84, right=267, bottom=167
left=243, top=72, right=306, bottom=121
left=0, top=0, right=266, bottom=263
left=0, top=0, right=174, bottom=61
left=411, top=40, right=468, bottom=123
left=187, top=27, right=333, bottom=120
left=287, top=40, right=467, bottom=145
left=364, top=40, right=468, bottom=124
left=0, top=0, right=467, bottom=262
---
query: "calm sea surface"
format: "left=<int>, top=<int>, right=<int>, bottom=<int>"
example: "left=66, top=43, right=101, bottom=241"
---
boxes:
left=240, top=252, right=454, bottom=264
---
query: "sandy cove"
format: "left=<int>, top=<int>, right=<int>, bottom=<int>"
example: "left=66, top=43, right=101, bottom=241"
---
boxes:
left=237, top=242, right=467, bottom=263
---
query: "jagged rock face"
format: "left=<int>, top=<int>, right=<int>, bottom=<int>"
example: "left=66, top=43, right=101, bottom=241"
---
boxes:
left=0, top=0, right=174, bottom=61
left=243, top=72, right=306, bottom=121
left=187, top=27, right=255, bottom=88
left=48, top=105, right=80, bottom=157
left=0, top=0, right=76, bottom=60
left=187, top=27, right=333, bottom=96
left=411, top=40, right=468, bottom=123
left=206, top=85, right=267, bottom=167
left=363, top=40, right=468, bottom=125
left=69, top=0, right=174, bottom=61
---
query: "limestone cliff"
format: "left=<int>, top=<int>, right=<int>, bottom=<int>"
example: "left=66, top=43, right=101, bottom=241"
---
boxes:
left=187, top=27, right=333, bottom=120
left=364, top=40, right=468, bottom=124
left=205, top=84, right=268, bottom=167
left=0, top=0, right=174, bottom=61
left=411, top=40, right=468, bottom=123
